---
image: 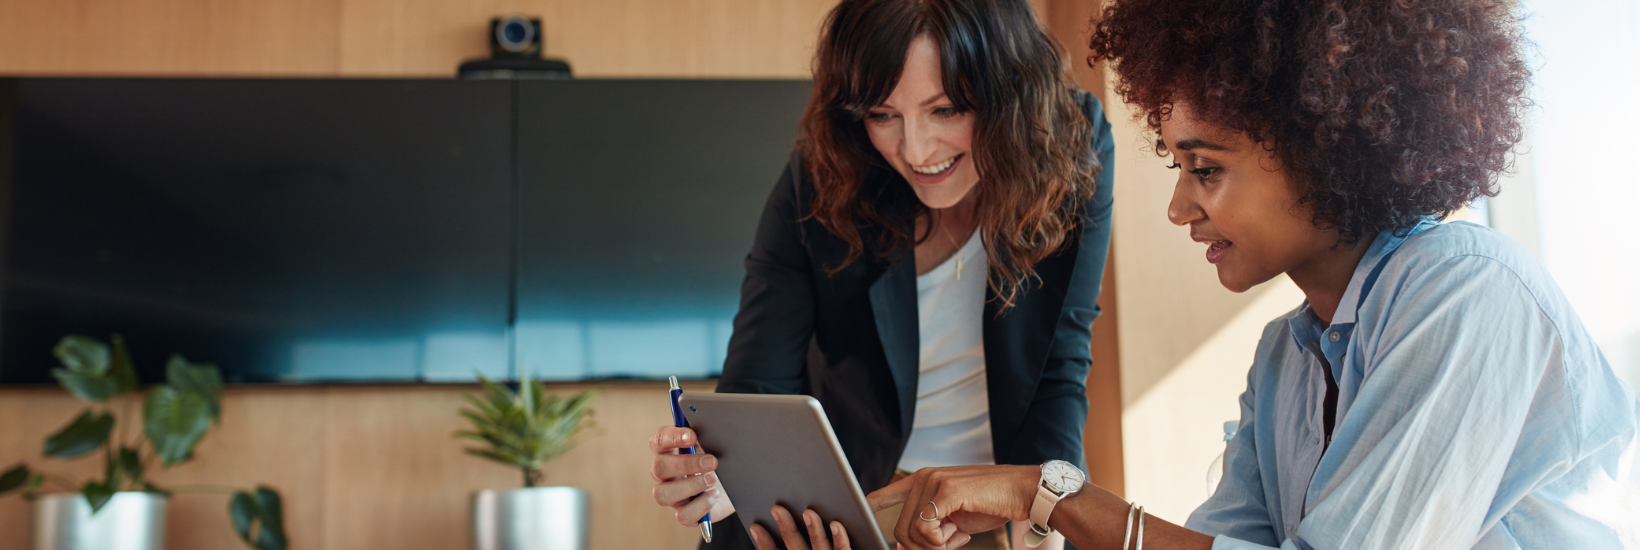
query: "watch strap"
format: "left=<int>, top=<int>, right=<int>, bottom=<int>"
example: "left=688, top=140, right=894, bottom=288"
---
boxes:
left=1023, top=483, right=1059, bottom=547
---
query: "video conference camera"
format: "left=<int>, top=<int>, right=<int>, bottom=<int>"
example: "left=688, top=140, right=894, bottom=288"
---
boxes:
left=458, top=15, right=573, bottom=80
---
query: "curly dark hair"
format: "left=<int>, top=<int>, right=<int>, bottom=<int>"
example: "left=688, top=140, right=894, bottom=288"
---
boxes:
left=1088, top=0, right=1531, bottom=244
left=802, top=0, right=1096, bottom=309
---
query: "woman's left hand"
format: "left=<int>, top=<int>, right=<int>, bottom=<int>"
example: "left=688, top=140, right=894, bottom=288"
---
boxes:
left=748, top=505, right=860, bottom=550
left=867, top=465, right=1040, bottom=550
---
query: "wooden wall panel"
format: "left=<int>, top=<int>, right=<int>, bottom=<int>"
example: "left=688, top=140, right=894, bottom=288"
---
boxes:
left=0, top=383, right=710, bottom=550
left=0, top=0, right=342, bottom=76
left=0, top=0, right=835, bottom=78
left=1045, top=0, right=1104, bottom=99
left=1039, top=0, right=1124, bottom=498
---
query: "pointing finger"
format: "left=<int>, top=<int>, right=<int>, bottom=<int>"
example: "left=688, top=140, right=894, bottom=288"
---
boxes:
left=868, top=476, right=913, bottom=511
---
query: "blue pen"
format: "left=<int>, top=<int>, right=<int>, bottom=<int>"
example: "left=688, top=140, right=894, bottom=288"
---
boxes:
left=669, top=376, right=713, bottom=543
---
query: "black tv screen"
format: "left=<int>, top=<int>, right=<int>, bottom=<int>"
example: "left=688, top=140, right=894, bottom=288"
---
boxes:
left=514, top=80, right=810, bottom=380
left=0, top=78, right=810, bottom=384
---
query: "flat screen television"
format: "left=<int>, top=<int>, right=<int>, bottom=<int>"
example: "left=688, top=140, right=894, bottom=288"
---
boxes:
left=0, top=78, right=811, bottom=384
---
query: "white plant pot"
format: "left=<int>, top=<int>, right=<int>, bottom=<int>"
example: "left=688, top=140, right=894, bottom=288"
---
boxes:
left=472, top=487, right=590, bottom=550
left=33, top=492, right=167, bottom=550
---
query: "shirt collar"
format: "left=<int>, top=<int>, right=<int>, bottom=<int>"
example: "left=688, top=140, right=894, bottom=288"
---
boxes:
left=1288, top=217, right=1440, bottom=361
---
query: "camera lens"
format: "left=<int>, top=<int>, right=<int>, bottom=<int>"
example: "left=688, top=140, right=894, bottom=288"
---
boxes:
left=495, top=16, right=535, bottom=54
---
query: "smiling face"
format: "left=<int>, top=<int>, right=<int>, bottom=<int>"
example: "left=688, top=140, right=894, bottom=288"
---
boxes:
left=1161, top=102, right=1338, bottom=292
left=863, top=34, right=980, bottom=210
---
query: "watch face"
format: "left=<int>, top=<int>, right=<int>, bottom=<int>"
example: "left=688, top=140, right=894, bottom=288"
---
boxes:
left=1042, top=460, right=1086, bottom=493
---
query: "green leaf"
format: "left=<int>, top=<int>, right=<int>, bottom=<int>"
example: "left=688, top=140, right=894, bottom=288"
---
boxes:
left=253, top=488, right=286, bottom=548
left=230, top=487, right=288, bottom=550
left=54, top=335, right=110, bottom=376
left=44, top=410, right=114, bottom=458
left=519, top=369, right=535, bottom=416
left=117, top=447, right=144, bottom=486
left=51, top=368, right=116, bottom=403
left=457, top=381, right=598, bottom=474
left=166, top=355, right=224, bottom=420
left=107, top=335, right=140, bottom=394
left=22, top=473, right=45, bottom=499
left=104, top=449, right=122, bottom=491
left=144, top=387, right=211, bottom=465
left=82, top=481, right=114, bottom=514
left=230, top=491, right=257, bottom=540
left=0, top=464, right=28, bottom=495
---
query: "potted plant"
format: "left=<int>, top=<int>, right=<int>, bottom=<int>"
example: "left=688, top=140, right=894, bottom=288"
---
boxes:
left=0, top=335, right=287, bottom=550
left=456, top=370, right=596, bottom=550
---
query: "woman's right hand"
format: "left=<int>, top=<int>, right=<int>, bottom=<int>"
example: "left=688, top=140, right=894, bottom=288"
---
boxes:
left=649, top=426, right=736, bottom=526
left=867, top=465, right=1037, bottom=549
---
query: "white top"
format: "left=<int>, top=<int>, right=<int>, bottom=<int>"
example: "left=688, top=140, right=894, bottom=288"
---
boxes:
left=897, top=228, right=995, bottom=472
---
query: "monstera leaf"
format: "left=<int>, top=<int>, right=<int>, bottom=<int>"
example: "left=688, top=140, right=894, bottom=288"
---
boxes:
left=0, top=464, right=29, bottom=495
left=143, top=387, right=211, bottom=465
left=107, top=335, right=140, bottom=394
left=166, top=355, right=224, bottom=420
left=230, top=487, right=288, bottom=550
left=0, top=464, right=44, bottom=499
left=54, top=335, right=111, bottom=375
left=81, top=481, right=115, bottom=514
left=116, top=446, right=144, bottom=482
left=49, top=335, right=139, bottom=402
left=43, top=410, right=114, bottom=458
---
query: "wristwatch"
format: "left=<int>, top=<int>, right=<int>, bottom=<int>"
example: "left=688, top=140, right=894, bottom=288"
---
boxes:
left=1025, top=459, right=1086, bottom=547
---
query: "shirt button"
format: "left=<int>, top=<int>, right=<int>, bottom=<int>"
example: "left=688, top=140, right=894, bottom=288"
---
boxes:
left=1328, top=331, right=1340, bottom=343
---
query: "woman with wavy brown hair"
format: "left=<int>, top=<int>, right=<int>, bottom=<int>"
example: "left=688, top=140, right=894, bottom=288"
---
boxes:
left=841, top=0, right=1640, bottom=549
left=646, top=0, right=1116, bottom=548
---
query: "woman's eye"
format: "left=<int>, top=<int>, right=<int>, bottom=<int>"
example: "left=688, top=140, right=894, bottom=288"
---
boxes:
left=933, top=106, right=959, bottom=118
left=1189, top=166, right=1220, bottom=179
left=865, top=112, right=894, bottom=124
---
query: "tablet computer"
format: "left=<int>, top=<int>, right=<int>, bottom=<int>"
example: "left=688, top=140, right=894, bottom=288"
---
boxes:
left=680, top=393, right=890, bottom=550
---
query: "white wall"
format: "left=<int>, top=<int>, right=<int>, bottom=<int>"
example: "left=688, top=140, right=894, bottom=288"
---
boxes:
left=1517, top=0, right=1640, bottom=391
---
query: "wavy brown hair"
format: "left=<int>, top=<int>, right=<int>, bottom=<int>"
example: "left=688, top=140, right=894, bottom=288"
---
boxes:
left=1088, top=0, right=1530, bottom=244
left=801, top=0, right=1098, bottom=309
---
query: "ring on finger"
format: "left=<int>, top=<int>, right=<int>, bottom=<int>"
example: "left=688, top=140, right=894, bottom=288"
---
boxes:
left=918, top=501, right=941, bottom=522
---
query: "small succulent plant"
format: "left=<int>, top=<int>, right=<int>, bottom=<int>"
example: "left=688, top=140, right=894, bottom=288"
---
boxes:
left=455, top=370, right=597, bottom=487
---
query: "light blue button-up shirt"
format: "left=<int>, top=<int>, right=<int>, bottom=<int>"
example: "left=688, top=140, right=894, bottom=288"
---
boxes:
left=1185, top=220, right=1640, bottom=549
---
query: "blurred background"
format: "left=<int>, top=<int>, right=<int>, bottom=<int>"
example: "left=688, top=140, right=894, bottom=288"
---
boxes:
left=0, top=0, right=1632, bottom=548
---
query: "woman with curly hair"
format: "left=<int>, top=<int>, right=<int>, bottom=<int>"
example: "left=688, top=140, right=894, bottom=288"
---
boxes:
left=752, top=0, right=1640, bottom=549
left=648, top=0, right=1115, bottom=548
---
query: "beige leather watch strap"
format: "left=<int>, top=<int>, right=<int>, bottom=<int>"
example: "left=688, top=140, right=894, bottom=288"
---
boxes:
left=1023, top=484, right=1059, bottom=547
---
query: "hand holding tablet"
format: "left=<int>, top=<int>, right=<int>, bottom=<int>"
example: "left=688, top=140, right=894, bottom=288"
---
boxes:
left=680, top=393, right=892, bottom=550
left=657, top=393, right=1067, bottom=550
left=647, top=426, right=736, bottom=529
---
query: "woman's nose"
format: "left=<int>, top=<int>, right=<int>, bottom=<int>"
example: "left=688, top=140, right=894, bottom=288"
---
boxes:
left=900, top=116, right=938, bottom=165
left=1167, top=173, right=1204, bottom=226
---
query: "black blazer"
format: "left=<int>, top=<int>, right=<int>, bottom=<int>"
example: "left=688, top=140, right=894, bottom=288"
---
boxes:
left=707, top=92, right=1114, bottom=548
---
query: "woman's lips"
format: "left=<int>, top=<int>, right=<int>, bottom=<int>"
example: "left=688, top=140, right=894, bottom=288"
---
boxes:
left=909, top=154, right=962, bottom=185
left=1205, top=240, right=1233, bottom=264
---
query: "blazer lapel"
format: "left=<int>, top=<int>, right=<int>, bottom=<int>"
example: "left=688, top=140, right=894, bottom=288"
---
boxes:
left=869, top=255, right=920, bottom=438
left=983, top=242, right=1076, bottom=462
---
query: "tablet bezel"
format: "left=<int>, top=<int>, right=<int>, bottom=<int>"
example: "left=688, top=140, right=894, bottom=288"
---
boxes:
left=680, top=393, right=890, bottom=550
